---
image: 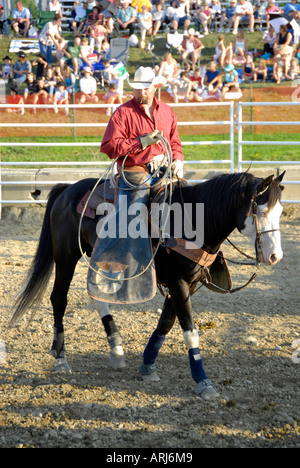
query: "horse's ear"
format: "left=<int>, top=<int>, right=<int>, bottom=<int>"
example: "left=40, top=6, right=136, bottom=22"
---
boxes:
left=256, top=174, right=274, bottom=195
left=275, top=170, right=286, bottom=185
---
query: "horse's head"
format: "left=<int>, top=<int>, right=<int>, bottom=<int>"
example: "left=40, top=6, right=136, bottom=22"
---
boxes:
left=237, top=172, right=285, bottom=266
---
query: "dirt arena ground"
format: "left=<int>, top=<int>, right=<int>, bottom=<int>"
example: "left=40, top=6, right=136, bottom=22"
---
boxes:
left=0, top=203, right=299, bottom=449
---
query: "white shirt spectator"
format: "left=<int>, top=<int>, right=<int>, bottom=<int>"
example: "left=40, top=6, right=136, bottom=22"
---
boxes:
left=55, top=88, right=68, bottom=102
left=12, top=4, right=30, bottom=19
left=236, top=1, right=253, bottom=15
left=79, top=74, right=97, bottom=94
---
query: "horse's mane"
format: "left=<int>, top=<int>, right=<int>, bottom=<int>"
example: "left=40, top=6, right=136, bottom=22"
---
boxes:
left=174, top=172, right=282, bottom=240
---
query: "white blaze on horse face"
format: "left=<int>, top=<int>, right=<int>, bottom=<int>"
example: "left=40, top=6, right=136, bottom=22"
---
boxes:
left=241, top=201, right=283, bottom=265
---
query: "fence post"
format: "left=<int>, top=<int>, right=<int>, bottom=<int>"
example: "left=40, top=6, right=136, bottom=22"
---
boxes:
left=237, top=102, right=243, bottom=172
left=230, top=100, right=235, bottom=173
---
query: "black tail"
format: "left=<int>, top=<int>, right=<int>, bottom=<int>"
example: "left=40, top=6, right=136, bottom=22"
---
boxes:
left=9, top=184, right=69, bottom=327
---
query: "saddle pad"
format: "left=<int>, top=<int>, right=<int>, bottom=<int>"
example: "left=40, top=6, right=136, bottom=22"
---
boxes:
left=77, top=181, right=117, bottom=219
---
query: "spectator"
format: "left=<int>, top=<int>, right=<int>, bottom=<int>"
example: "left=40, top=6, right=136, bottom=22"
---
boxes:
left=11, top=1, right=31, bottom=37
left=53, top=81, right=69, bottom=115
left=115, top=0, right=137, bottom=37
left=273, top=24, right=293, bottom=75
left=219, top=63, right=240, bottom=99
left=152, top=1, right=166, bottom=36
left=105, top=67, right=124, bottom=114
left=286, top=57, right=300, bottom=80
left=52, top=36, right=68, bottom=69
left=5, top=86, right=24, bottom=114
left=165, top=0, right=191, bottom=35
left=62, top=64, right=77, bottom=94
left=62, top=36, right=83, bottom=77
left=137, top=5, right=153, bottom=48
left=253, top=58, right=268, bottom=81
left=233, top=29, right=248, bottom=61
left=35, top=77, right=51, bottom=108
left=241, top=52, right=254, bottom=80
left=213, top=34, right=233, bottom=68
left=32, top=53, right=48, bottom=79
left=12, top=51, right=32, bottom=87
left=211, top=0, right=222, bottom=28
left=262, top=25, right=276, bottom=58
left=90, top=20, right=107, bottom=53
left=104, top=80, right=123, bottom=116
left=273, top=63, right=284, bottom=83
left=44, top=66, right=57, bottom=98
left=189, top=67, right=204, bottom=101
left=197, top=0, right=214, bottom=35
left=265, top=0, right=280, bottom=28
left=158, top=52, right=178, bottom=83
left=48, top=0, right=63, bottom=17
left=180, top=28, right=204, bottom=71
left=0, top=4, right=10, bottom=36
left=203, top=61, right=221, bottom=90
left=83, top=5, right=105, bottom=35
left=218, top=0, right=237, bottom=33
left=172, top=70, right=194, bottom=102
left=1, top=55, right=13, bottom=80
left=283, top=0, right=300, bottom=20
left=71, top=1, right=87, bottom=35
left=38, top=13, right=62, bottom=66
left=131, top=0, right=152, bottom=12
left=232, top=0, right=254, bottom=34
left=79, top=67, right=98, bottom=104
left=23, top=71, right=39, bottom=112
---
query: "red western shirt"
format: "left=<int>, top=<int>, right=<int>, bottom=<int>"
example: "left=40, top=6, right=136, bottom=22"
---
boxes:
left=100, top=96, right=184, bottom=166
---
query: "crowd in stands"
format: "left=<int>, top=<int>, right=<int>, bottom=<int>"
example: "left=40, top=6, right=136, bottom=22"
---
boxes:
left=0, top=0, right=300, bottom=111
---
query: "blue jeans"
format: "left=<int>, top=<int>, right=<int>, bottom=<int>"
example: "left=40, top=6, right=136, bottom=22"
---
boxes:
left=39, top=41, right=53, bottom=66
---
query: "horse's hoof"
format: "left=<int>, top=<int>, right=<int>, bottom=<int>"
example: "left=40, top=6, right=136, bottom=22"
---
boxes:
left=196, top=379, right=219, bottom=400
left=139, top=363, right=160, bottom=382
left=109, top=349, right=126, bottom=369
left=54, top=358, right=72, bottom=373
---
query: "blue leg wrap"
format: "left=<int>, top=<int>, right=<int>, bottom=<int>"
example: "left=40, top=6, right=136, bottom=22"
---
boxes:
left=143, top=330, right=166, bottom=366
left=188, top=348, right=207, bottom=383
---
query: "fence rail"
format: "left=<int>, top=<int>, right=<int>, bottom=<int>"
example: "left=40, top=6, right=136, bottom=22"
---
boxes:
left=0, top=101, right=299, bottom=218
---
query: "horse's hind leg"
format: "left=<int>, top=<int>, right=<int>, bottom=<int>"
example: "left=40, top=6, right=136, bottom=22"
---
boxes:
left=93, top=299, right=126, bottom=368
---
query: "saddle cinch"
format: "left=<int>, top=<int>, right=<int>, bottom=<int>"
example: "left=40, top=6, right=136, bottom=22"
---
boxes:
left=77, top=178, right=232, bottom=303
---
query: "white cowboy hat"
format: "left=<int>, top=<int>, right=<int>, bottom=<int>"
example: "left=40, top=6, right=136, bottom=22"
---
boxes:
left=127, top=66, right=167, bottom=89
left=83, top=66, right=93, bottom=74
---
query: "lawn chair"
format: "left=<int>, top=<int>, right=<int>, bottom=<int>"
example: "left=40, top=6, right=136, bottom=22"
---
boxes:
left=109, top=38, right=130, bottom=65
left=34, top=11, right=55, bottom=31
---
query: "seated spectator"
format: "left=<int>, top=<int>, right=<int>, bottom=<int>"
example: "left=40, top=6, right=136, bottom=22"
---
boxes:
left=0, top=4, right=10, bottom=36
left=11, top=1, right=31, bottom=37
left=166, top=0, right=191, bottom=34
left=62, top=36, right=83, bottom=77
left=202, top=60, right=222, bottom=98
left=90, top=20, right=107, bottom=53
left=23, top=71, right=38, bottom=103
left=232, top=0, right=254, bottom=34
left=273, top=25, right=294, bottom=75
left=188, top=67, right=204, bottom=101
left=5, top=86, right=24, bottom=114
left=273, top=63, right=284, bottom=83
left=115, top=0, right=137, bottom=37
left=38, top=13, right=62, bottom=66
left=79, top=67, right=98, bottom=104
left=35, top=77, right=51, bottom=109
left=253, top=0, right=267, bottom=24
left=105, top=67, right=124, bottom=114
left=218, top=0, right=237, bottom=33
left=137, top=5, right=153, bottom=49
left=233, top=29, right=248, bottom=62
left=53, top=81, right=69, bottom=115
left=1, top=55, right=13, bottom=80
left=253, top=58, right=268, bottom=81
left=197, top=0, right=214, bottom=35
left=104, top=82, right=120, bottom=116
left=152, top=1, right=166, bottom=36
left=80, top=36, right=95, bottom=68
left=219, top=63, right=240, bottom=99
left=213, top=34, right=233, bottom=68
left=265, top=0, right=280, bottom=28
left=211, top=0, right=222, bottom=26
left=172, top=70, right=194, bottom=102
left=44, top=66, right=57, bottom=98
left=32, top=53, right=48, bottom=79
left=71, top=1, right=87, bottom=35
left=286, top=57, right=300, bottom=80
left=12, top=51, right=32, bottom=87
left=158, top=52, right=178, bottom=83
left=62, top=64, right=77, bottom=94
left=241, top=53, right=254, bottom=80
left=262, top=25, right=276, bottom=58
left=181, top=28, right=204, bottom=72
left=131, top=0, right=152, bottom=12
left=48, top=0, right=63, bottom=17
left=283, top=0, right=300, bottom=20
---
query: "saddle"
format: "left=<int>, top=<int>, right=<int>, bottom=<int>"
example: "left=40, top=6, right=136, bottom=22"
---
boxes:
left=77, top=177, right=232, bottom=295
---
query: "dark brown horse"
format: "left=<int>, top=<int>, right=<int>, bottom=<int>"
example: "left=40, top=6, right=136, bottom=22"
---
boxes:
left=9, top=171, right=285, bottom=399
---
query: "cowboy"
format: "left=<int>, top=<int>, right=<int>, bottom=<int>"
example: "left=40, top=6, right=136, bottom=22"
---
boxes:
left=88, top=67, right=184, bottom=303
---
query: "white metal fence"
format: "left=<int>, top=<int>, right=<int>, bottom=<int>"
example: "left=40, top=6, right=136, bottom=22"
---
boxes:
left=0, top=100, right=299, bottom=219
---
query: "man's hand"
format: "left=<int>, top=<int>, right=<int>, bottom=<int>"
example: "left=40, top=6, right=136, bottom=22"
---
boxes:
left=139, top=130, right=162, bottom=151
left=171, top=159, right=183, bottom=179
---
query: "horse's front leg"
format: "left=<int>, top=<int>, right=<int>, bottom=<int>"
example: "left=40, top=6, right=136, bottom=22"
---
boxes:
left=93, top=299, right=126, bottom=368
left=173, top=279, right=220, bottom=400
